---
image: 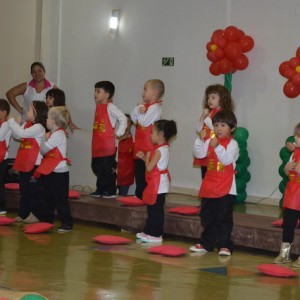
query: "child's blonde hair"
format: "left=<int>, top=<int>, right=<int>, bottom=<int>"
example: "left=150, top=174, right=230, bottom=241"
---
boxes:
left=147, top=79, right=165, bottom=100
left=48, top=106, right=70, bottom=130
left=294, top=123, right=300, bottom=136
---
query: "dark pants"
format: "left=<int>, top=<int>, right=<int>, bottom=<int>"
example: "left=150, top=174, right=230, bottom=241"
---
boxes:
left=117, top=185, right=130, bottom=196
left=0, top=159, right=8, bottom=211
left=199, top=194, right=235, bottom=252
left=201, top=166, right=207, bottom=179
left=134, top=159, right=147, bottom=199
left=91, top=155, right=117, bottom=195
left=143, top=193, right=166, bottom=237
left=42, top=171, right=73, bottom=226
left=282, top=208, right=300, bottom=243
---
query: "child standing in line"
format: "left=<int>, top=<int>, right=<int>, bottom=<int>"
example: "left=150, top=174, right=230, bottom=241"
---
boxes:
left=117, top=114, right=135, bottom=196
left=190, top=110, right=239, bottom=256
left=130, top=79, right=164, bottom=199
left=136, top=119, right=177, bottom=243
left=91, top=81, right=127, bottom=198
left=34, top=106, right=73, bottom=233
left=8, top=101, right=49, bottom=223
left=0, top=99, right=12, bottom=214
left=274, top=123, right=300, bottom=267
left=194, top=84, right=234, bottom=179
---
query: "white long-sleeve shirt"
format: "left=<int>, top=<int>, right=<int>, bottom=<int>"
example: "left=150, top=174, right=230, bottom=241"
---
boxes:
left=130, top=103, right=162, bottom=127
left=106, top=103, right=127, bottom=137
left=0, top=121, right=12, bottom=160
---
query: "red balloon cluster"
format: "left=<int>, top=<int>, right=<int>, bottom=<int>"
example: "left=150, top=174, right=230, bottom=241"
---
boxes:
left=279, top=47, right=300, bottom=98
left=206, top=26, right=254, bottom=76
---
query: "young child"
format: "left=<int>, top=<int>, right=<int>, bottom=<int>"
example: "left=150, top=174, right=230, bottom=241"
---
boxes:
left=194, top=84, right=234, bottom=179
left=274, top=123, right=300, bottom=267
left=136, top=119, right=177, bottom=243
left=91, top=81, right=127, bottom=198
left=117, top=114, right=135, bottom=196
left=34, top=106, right=73, bottom=233
left=130, top=79, right=164, bottom=199
left=8, top=101, right=48, bottom=223
left=190, top=110, right=239, bottom=256
left=0, top=99, right=12, bottom=214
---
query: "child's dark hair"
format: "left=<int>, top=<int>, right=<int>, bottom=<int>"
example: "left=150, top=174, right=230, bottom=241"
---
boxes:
left=0, top=99, right=10, bottom=115
left=32, top=101, right=48, bottom=130
left=31, top=62, right=45, bottom=72
left=203, top=84, right=234, bottom=111
left=212, top=110, right=237, bottom=130
left=154, top=119, right=177, bottom=142
left=46, top=88, right=66, bottom=106
left=95, top=81, right=115, bottom=100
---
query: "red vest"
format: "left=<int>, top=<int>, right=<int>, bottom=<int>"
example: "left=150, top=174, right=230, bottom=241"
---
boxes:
left=283, top=148, right=300, bottom=210
left=193, top=108, right=222, bottom=167
left=13, top=122, right=40, bottom=172
left=142, top=144, right=170, bottom=205
left=199, top=137, right=234, bottom=198
left=0, top=121, right=7, bottom=163
left=117, top=135, right=135, bottom=186
left=92, top=104, right=116, bottom=158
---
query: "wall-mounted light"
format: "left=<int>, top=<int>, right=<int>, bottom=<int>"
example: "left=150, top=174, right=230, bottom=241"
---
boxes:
left=109, top=9, right=120, bottom=37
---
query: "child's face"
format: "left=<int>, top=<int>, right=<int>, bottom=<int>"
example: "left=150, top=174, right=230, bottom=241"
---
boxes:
left=294, top=134, right=300, bottom=147
left=46, top=95, right=54, bottom=108
left=94, top=88, right=109, bottom=103
left=207, top=93, right=221, bottom=110
left=213, top=122, right=234, bottom=139
left=26, top=104, right=36, bottom=122
left=142, top=82, right=158, bottom=103
left=46, top=115, right=56, bottom=131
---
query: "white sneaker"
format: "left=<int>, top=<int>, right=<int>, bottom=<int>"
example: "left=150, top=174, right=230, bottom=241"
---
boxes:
left=218, top=248, right=231, bottom=256
left=0, top=210, right=7, bottom=215
left=189, top=244, right=207, bottom=253
left=23, top=212, right=39, bottom=224
left=136, top=232, right=147, bottom=239
left=140, top=234, right=163, bottom=243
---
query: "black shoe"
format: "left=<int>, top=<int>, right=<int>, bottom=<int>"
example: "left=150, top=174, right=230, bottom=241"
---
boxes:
left=102, top=192, right=116, bottom=199
left=90, top=191, right=102, bottom=197
left=57, top=225, right=73, bottom=233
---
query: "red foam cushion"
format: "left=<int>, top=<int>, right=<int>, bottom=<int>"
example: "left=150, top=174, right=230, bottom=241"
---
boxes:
left=167, top=206, right=200, bottom=215
left=93, top=235, right=132, bottom=245
left=23, top=222, right=54, bottom=234
left=271, top=219, right=300, bottom=227
left=4, top=183, right=20, bottom=191
left=148, top=245, right=187, bottom=257
left=257, top=264, right=297, bottom=277
left=0, top=216, right=15, bottom=225
left=117, top=196, right=144, bottom=206
left=68, top=190, right=80, bottom=199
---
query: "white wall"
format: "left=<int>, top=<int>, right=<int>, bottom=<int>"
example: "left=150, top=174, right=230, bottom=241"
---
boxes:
left=9, top=0, right=300, bottom=202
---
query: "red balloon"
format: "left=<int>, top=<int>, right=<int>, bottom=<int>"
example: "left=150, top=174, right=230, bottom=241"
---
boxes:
left=211, top=30, right=224, bottom=44
left=207, top=51, right=218, bottom=62
left=215, top=36, right=227, bottom=49
left=296, top=47, right=300, bottom=58
left=214, top=48, right=224, bottom=59
left=239, top=36, right=254, bottom=52
left=292, top=73, right=300, bottom=86
left=218, top=58, right=233, bottom=74
left=238, top=30, right=245, bottom=39
left=206, top=42, right=212, bottom=51
left=224, top=42, right=242, bottom=61
left=279, top=61, right=295, bottom=79
left=233, top=54, right=249, bottom=70
left=209, top=62, right=221, bottom=76
left=224, top=26, right=240, bottom=42
left=289, top=57, right=300, bottom=68
left=283, top=80, right=300, bottom=98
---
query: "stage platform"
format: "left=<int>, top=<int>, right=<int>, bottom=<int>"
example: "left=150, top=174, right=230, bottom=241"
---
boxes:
left=5, top=190, right=300, bottom=255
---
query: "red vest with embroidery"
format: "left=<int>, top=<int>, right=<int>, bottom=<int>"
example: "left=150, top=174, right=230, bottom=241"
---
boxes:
left=13, top=122, right=40, bottom=172
left=117, top=135, right=135, bottom=186
left=283, top=148, right=300, bottom=210
left=199, top=137, right=234, bottom=198
left=0, top=121, right=7, bottom=163
left=193, top=108, right=222, bottom=167
left=92, top=104, right=116, bottom=158
left=142, top=144, right=170, bottom=205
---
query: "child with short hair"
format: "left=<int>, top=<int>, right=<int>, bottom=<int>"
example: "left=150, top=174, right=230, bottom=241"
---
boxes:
left=117, top=114, right=135, bottom=196
left=0, top=99, right=12, bottom=214
left=136, top=119, right=177, bottom=243
left=91, top=81, right=127, bottom=198
left=194, top=84, right=234, bottom=179
left=130, top=79, right=164, bottom=199
left=274, top=123, right=300, bottom=266
left=8, top=101, right=48, bottom=223
left=190, top=110, right=239, bottom=256
left=35, top=106, right=73, bottom=233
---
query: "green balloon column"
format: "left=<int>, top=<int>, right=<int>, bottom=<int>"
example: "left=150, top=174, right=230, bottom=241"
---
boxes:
left=278, top=136, right=294, bottom=207
left=234, top=127, right=251, bottom=203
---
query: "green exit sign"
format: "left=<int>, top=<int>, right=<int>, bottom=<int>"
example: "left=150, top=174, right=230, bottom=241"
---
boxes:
left=162, top=57, right=174, bottom=66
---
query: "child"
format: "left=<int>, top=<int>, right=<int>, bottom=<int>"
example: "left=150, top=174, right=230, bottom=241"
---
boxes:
left=194, top=84, right=234, bottom=179
left=136, top=119, right=177, bottom=243
left=0, top=99, right=12, bottom=214
left=274, top=123, right=300, bottom=266
left=117, top=114, right=135, bottom=196
left=190, top=110, right=239, bottom=256
left=130, top=79, right=164, bottom=199
left=91, top=81, right=127, bottom=198
left=34, top=106, right=73, bottom=233
left=8, top=101, right=48, bottom=223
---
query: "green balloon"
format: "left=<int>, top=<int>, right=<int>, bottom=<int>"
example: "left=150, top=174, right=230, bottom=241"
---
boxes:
left=237, top=140, right=247, bottom=149
left=234, top=127, right=249, bottom=142
left=240, top=170, right=251, bottom=183
left=239, top=148, right=248, bottom=157
left=235, top=190, right=247, bottom=203
left=278, top=163, right=285, bottom=177
left=20, top=295, right=46, bottom=300
left=286, top=135, right=295, bottom=144
left=236, top=178, right=246, bottom=193
left=235, top=163, right=247, bottom=178
left=237, top=155, right=250, bottom=167
left=279, top=179, right=288, bottom=193
left=279, top=147, right=292, bottom=163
